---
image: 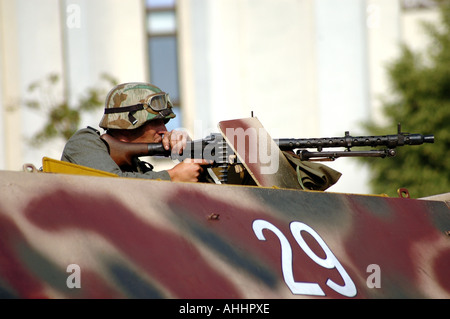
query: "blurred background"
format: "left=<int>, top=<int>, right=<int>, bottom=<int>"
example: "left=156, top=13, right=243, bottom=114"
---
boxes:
left=0, top=0, right=447, bottom=196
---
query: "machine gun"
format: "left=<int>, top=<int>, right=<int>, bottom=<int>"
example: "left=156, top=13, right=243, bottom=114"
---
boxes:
left=276, top=123, right=434, bottom=161
left=101, top=123, right=434, bottom=184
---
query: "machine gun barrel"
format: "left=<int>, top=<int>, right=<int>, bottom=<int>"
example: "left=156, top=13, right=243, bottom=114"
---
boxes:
left=274, top=124, right=434, bottom=161
left=276, top=132, right=434, bottom=151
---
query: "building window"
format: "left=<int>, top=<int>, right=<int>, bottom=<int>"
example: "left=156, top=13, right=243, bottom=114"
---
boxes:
left=401, top=0, right=438, bottom=10
left=146, top=0, right=181, bottom=130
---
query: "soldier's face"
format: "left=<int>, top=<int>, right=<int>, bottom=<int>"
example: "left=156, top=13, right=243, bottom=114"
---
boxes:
left=133, top=119, right=168, bottom=144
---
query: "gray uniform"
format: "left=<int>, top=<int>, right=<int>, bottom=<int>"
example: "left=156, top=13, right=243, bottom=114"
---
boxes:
left=61, top=127, right=171, bottom=180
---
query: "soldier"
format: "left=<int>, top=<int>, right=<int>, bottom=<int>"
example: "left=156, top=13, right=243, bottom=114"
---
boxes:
left=61, top=82, right=208, bottom=182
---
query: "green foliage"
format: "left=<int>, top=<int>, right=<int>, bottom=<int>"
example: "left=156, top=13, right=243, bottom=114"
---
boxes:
left=361, top=3, right=450, bottom=198
left=25, top=73, right=117, bottom=145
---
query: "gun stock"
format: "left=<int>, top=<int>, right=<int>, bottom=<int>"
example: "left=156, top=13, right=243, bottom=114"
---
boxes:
left=101, top=134, right=169, bottom=167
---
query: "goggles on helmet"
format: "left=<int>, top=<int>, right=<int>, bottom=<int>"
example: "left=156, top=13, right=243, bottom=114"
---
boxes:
left=104, top=92, right=173, bottom=125
left=145, top=92, right=173, bottom=112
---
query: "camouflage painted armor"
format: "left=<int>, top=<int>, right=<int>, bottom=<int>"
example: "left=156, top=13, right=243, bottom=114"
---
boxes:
left=1, top=169, right=449, bottom=299
left=99, top=82, right=176, bottom=130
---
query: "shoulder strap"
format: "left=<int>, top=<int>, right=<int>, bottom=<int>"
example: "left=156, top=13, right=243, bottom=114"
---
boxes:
left=87, top=126, right=100, bottom=135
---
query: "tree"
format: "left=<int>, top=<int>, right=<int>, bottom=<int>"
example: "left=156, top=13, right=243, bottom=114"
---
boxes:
left=25, top=73, right=117, bottom=145
left=360, top=2, right=450, bottom=198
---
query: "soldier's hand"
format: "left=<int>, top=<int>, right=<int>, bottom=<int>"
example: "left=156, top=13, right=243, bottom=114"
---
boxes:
left=167, top=159, right=210, bottom=182
left=160, top=129, right=190, bottom=155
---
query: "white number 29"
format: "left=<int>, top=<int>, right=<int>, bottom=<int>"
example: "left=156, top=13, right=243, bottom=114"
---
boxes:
left=252, top=219, right=357, bottom=297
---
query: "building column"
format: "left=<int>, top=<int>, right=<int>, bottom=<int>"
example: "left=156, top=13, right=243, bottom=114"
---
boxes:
left=0, top=0, right=22, bottom=170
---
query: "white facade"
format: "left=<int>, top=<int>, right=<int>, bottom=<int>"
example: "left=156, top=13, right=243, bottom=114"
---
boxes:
left=0, top=0, right=440, bottom=194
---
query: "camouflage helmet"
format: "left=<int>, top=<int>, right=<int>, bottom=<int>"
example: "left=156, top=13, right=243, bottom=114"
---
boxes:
left=99, top=82, right=176, bottom=130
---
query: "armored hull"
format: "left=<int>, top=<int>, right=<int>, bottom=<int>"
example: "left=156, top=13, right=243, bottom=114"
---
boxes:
left=0, top=169, right=449, bottom=299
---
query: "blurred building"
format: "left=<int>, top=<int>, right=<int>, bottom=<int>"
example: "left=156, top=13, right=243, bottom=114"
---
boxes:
left=0, top=0, right=440, bottom=193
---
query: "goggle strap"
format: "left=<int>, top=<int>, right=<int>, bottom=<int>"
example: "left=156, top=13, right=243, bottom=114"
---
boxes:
left=104, top=104, right=145, bottom=114
left=104, top=101, right=173, bottom=125
left=158, top=108, right=173, bottom=118
left=128, top=112, right=138, bottom=126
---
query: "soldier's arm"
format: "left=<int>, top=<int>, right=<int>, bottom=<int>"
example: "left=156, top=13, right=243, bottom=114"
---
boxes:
left=61, top=128, right=171, bottom=180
